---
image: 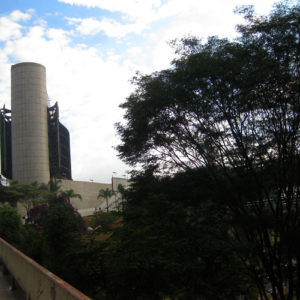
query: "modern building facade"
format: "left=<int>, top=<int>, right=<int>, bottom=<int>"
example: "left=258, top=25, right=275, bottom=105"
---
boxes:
left=48, top=102, right=72, bottom=180
left=0, top=106, right=12, bottom=180
left=0, top=62, right=71, bottom=183
left=1, top=62, right=128, bottom=216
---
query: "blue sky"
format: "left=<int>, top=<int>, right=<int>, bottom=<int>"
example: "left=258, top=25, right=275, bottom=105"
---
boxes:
left=0, top=0, right=283, bottom=183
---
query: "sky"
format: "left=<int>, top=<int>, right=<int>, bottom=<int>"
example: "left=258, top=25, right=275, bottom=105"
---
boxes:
left=0, top=0, right=283, bottom=183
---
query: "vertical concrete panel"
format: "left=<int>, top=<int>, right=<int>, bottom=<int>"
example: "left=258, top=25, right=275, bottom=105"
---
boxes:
left=11, top=62, right=50, bottom=184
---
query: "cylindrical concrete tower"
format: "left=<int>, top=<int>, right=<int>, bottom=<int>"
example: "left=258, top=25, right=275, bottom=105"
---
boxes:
left=11, top=62, right=50, bottom=184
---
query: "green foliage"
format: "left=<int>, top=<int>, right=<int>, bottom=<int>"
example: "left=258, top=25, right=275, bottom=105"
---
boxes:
left=65, top=238, right=108, bottom=299
left=102, top=168, right=253, bottom=299
left=91, top=211, right=118, bottom=233
left=117, top=184, right=125, bottom=195
left=0, top=204, right=22, bottom=245
left=20, top=192, right=104, bottom=299
left=98, top=188, right=116, bottom=212
left=47, top=177, right=62, bottom=193
left=19, top=225, right=44, bottom=263
left=0, top=182, right=54, bottom=215
left=116, top=2, right=300, bottom=299
left=0, top=184, right=106, bottom=299
left=42, top=194, right=86, bottom=274
left=63, top=189, right=82, bottom=202
left=117, top=3, right=300, bottom=176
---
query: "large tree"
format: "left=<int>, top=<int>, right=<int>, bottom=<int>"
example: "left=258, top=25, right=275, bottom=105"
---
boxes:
left=104, top=168, right=252, bottom=299
left=117, top=3, right=300, bottom=299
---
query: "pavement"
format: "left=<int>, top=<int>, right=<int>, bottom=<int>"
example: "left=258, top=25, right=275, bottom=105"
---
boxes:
left=0, top=265, right=26, bottom=300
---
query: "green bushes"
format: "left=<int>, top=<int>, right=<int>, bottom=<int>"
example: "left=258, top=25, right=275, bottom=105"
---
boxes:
left=42, top=195, right=86, bottom=276
left=91, top=211, right=118, bottom=233
left=0, top=204, right=22, bottom=245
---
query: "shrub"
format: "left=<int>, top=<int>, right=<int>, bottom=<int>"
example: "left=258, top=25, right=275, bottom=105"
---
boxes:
left=0, top=204, right=22, bottom=245
left=91, top=211, right=118, bottom=233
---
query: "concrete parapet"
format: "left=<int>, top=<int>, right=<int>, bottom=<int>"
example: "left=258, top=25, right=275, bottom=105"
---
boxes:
left=0, top=237, right=91, bottom=300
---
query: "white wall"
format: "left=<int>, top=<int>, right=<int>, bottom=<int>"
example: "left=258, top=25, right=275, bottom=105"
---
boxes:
left=61, top=177, right=129, bottom=216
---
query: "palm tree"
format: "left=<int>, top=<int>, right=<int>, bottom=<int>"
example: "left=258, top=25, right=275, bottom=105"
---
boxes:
left=97, top=188, right=115, bottom=213
left=64, top=189, right=82, bottom=203
left=48, top=178, right=62, bottom=193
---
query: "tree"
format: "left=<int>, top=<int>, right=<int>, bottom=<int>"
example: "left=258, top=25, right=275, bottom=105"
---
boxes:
left=117, top=3, right=300, bottom=174
left=42, top=193, right=86, bottom=282
left=104, top=168, right=253, bottom=299
left=47, top=177, right=62, bottom=193
left=98, top=188, right=116, bottom=213
left=116, top=3, right=300, bottom=299
left=0, top=204, right=22, bottom=246
left=0, top=182, right=49, bottom=215
left=115, top=184, right=126, bottom=211
left=63, top=189, right=82, bottom=203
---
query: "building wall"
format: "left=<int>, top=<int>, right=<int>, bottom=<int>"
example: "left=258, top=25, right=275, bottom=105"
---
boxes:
left=61, top=179, right=111, bottom=216
left=8, top=62, right=128, bottom=217
left=112, top=177, right=130, bottom=191
left=11, top=63, right=50, bottom=184
left=61, top=177, right=129, bottom=216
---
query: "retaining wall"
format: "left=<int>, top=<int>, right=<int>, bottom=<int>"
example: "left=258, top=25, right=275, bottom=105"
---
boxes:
left=0, top=237, right=91, bottom=300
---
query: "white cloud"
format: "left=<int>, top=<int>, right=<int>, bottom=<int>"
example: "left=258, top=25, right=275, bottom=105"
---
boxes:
left=142, top=0, right=279, bottom=71
left=63, top=0, right=278, bottom=41
left=66, top=16, right=147, bottom=37
left=0, top=10, right=32, bottom=41
left=47, top=28, right=71, bottom=44
left=62, top=0, right=165, bottom=38
left=58, top=0, right=162, bottom=22
left=10, top=10, right=32, bottom=22
left=0, top=0, right=280, bottom=181
left=0, top=17, right=134, bottom=182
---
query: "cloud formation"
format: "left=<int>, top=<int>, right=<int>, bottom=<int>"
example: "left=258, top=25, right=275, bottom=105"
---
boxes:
left=0, top=10, right=31, bottom=41
left=0, top=11, right=133, bottom=182
left=58, top=0, right=162, bottom=22
left=0, top=0, right=280, bottom=182
left=66, top=17, right=146, bottom=37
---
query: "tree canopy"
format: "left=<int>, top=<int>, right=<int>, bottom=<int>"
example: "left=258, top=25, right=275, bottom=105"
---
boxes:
left=117, top=3, right=300, bottom=175
left=116, top=2, right=300, bottom=299
left=104, top=168, right=253, bottom=299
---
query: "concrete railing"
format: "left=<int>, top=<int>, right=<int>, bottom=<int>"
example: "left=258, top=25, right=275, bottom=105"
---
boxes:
left=0, top=237, right=92, bottom=300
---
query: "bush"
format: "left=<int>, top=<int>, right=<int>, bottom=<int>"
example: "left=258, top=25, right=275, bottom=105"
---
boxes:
left=91, top=211, right=118, bottom=233
left=20, top=225, right=44, bottom=263
left=0, top=204, right=22, bottom=245
left=42, top=195, right=86, bottom=279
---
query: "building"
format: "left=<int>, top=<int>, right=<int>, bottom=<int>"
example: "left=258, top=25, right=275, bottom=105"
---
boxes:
left=0, top=62, right=128, bottom=216
left=0, top=62, right=72, bottom=183
left=48, top=102, right=72, bottom=180
left=0, top=106, right=12, bottom=180
left=1, top=102, right=72, bottom=182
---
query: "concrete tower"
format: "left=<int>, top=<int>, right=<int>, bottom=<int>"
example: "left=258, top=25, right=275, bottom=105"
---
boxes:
left=11, top=62, right=50, bottom=184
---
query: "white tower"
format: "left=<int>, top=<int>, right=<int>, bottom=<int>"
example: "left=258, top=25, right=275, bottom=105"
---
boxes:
left=11, top=62, right=50, bottom=184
